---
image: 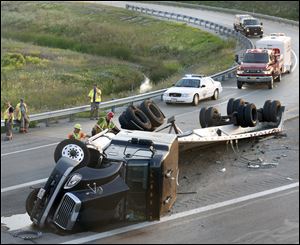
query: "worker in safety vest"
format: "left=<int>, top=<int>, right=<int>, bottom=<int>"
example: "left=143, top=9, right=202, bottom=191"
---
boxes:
left=68, top=123, right=87, bottom=141
left=88, top=84, right=102, bottom=120
left=3, top=102, right=14, bottom=141
left=91, top=112, right=119, bottom=136
left=15, top=98, right=30, bottom=133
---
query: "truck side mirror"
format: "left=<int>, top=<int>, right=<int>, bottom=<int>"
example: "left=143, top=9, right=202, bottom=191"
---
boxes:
left=260, top=22, right=263, bottom=26
left=235, top=54, right=239, bottom=63
left=201, top=85, right=206, bottom=88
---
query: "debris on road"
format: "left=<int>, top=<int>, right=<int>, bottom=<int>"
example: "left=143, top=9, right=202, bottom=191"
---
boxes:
left=12, top=230, right=42, bottom=240
left=177, top=191, right=197, bottom=194
left=286, top=177, right=294, bottom=181
left=219, top=168, right=226, bottom=172
left=258, top=135, right=275, bottom=142
left=215, top=161, right=221, bottom=164
left=247, top=164, right=260, bottom=169
left=261, top=162, right=279, bottom=167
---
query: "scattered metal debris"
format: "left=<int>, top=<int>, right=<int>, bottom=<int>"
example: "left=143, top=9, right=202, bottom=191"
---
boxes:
left=281, top=154, right=287, bottom=157
left=12, top=230, right=42, bottom=240
left=258, top=135, right=275, bottom=142
left=247, top=164, right=260, bottom=169
left=261, top=162, right=279, bottom=167
left=177, top=191, right=197, bottom=194
left=257, top=157, right=264, bottom=163
left=219, top=168, right=226, bottom=172
left=286, top=177, right=294, bottom=181
left=215, top=161, right=221, bottom=164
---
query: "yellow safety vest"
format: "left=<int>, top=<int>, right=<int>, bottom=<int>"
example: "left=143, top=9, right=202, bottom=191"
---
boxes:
left=4, top=107, right=14, bottom=121
left=88, top=88, right=101, bottom=103
left=15, top=102, right=28, bottom=121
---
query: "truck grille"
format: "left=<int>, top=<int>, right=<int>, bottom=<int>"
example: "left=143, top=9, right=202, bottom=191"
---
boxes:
left=53, top=193, right=81, bottom=230
left=169, top=93, right=181, bottom=97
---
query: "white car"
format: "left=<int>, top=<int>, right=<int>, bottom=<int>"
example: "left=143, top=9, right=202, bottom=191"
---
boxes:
left=162, top=74, right=223, bottom=106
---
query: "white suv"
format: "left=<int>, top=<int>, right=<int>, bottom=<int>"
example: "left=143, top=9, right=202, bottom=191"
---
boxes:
left=162, top=74, right=222, bottom=106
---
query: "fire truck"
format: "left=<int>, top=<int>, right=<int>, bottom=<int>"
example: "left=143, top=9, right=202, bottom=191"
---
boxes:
left=236, top=33, right=292, bottom=89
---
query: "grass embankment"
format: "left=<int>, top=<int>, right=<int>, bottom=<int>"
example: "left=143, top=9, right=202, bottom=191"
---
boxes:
left=1, top=1, right=235, bottom=114
left=176, top=1, right=299, bottom=21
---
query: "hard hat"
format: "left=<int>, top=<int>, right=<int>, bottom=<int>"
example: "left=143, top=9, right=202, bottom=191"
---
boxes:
left=107, top=112, right=114, bottom=118
left=74, top=123, right=81, bottom=130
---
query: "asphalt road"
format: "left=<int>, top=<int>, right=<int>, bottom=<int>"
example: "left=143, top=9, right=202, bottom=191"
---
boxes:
left=1, top=1, right=299, bottom=244
left=88, top=188, right=299, bottom=244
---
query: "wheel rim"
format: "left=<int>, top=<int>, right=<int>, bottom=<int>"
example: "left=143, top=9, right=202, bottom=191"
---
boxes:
left=62, top=144, right=84, bottom=162
left=214, top=90, right=218, bottom=99
left=194, top=95, right=199, bottom=105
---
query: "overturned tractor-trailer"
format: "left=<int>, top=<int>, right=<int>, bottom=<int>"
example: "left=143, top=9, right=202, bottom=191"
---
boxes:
left=25, top=98, right=285, bottom=232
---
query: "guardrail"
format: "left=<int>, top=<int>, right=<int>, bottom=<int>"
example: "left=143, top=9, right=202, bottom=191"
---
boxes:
left=148, top=1, right=299, bottom=26
left=125, top=4, right=254, bottom=50
left=1, top=4, right=253, bottom=128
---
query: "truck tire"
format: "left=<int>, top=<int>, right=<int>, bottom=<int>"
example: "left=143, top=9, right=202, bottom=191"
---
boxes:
left=205, top=107, right=219, bottom=127
left=126, top=105, right=152, bottom=131
left=192, top=94, right=199, bottom=106
left=26, top=188, right=39, bottom=217
left=237, top=105, right=247, bottom=127
left=227, top=98, right=235, bottom=116
left=237, top=81, right=243, bottom=89
left=54, top=139, right=90, bottom=165
left=269, top=100, right=281, bottom=123
left=233, top=99, right=245, bottom=114
left=119, top=112, right=131, bottom=129
left=199, top=107, right=207, bottom=128
left=268, top=77, right=274, bottom=89
left=212, top=89, right=219, bottom=100
left=139, top=100, right=165, bottom=127
left=263, top=100, right=272, bottom=122
left=244, top=103, right=257, bottom=127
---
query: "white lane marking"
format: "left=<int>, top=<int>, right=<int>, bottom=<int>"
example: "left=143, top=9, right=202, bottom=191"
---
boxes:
left=1, top=178, right=48, bottom=193
left=223, top=86, right=238, bottom=89
left=291, top=49, right=298, bottom=73
left=1, top=142, right=59, bottom=157
left=61, top=182, right=298, bottom=244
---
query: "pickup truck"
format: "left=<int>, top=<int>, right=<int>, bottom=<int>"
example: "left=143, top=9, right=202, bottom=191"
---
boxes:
left=236, top=33, right=292, bottom=89
left=233, top=14, right=263, bottom=38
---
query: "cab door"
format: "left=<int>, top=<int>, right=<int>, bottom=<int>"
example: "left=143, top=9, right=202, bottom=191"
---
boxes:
left=199, top=78, right=209, bottom=99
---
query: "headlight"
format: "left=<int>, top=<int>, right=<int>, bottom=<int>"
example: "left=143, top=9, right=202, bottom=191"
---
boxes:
left=263, top=70, right=272, bottom=75
left=246, top=28, right=250, bottom=32
left=237, top=70, right=244, bottom=74
left=181, top=93, right=191, bottom=97
left=64, top=173, right=82, bottom=189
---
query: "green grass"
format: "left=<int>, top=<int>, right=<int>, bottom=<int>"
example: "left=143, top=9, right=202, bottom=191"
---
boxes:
left=176, top=1, right=299, bottom=21
left=1, top=38, right=144, bottom=114
left=1, top=1, right=236, bottom=115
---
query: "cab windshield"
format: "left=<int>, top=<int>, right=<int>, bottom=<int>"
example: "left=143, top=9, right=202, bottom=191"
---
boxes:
left=243, top=53, right=269, bottom=63
left=174, top=79, right=200, bottom=88
left=243, top=19, right=259, bottom=26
